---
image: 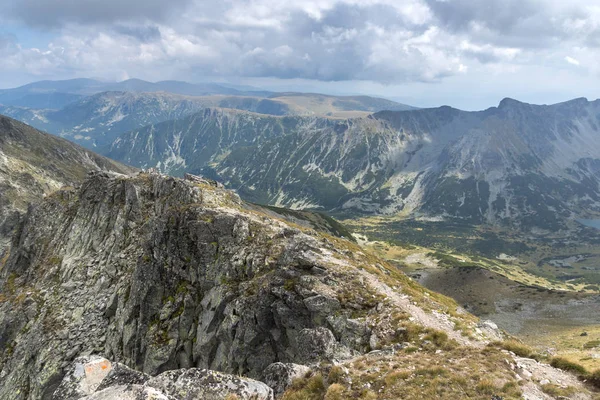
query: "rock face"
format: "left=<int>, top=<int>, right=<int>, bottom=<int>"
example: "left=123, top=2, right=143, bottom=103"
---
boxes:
left=52, top=356, right=272, bottom=400
left=0, top=171, right=421, bottom=399
left=104, top=98, right=600, bottom=231
left=0, top=115, right=136, bottom=255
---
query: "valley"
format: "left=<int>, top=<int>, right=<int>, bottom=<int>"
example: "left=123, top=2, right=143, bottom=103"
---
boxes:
left=349, top=227, right=600, bottom=370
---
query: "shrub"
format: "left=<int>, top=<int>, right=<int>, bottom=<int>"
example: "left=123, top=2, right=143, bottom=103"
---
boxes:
left=283, top=374, right=326, bottom=400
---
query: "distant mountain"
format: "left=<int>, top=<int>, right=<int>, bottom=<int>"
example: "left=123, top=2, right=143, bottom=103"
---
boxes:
left=0, top=92, right=210, bottom=147
left=267, top=92, right=416, bottom=117
left=0, top=90, right=415, bottom=148
left=104, top=98, right=600, bottom=232
left=0, top=78, right=271, bottom=109
left=0, top=115, right=136, bottom=252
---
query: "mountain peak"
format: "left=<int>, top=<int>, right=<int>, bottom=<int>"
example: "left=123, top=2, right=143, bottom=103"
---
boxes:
left=498, top=97, right=527, bottom=109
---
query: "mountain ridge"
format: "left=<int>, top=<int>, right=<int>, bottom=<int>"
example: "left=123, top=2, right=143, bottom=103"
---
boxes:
left=102, top=97, right=600, bottom=233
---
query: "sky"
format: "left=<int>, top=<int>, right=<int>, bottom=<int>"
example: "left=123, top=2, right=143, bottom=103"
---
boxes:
left=1, top=0, right=600, bottom=110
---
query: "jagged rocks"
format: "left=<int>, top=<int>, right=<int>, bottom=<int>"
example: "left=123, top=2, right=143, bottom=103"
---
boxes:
left=262, top=363, right=310, bottom=398
left=0, top=172, right=379, bottom=399
left=52, top=356, right=271, bottom=400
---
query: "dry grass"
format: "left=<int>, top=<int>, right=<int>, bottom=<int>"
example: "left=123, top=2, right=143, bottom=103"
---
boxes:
left=283, top=346, right=524, bottom=400
left=489, top=340, right=542, bottom=360
left=550, top=356, right=588, bottom=375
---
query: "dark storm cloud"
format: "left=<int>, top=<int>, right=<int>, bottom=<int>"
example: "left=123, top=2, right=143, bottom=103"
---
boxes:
left=3, top=0, right=194, bottom=28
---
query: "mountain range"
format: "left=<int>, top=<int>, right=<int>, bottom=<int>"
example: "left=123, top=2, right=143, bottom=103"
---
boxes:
left=100, top=97, right=600, bottom=233
left=0, top=80, right=414, bottom=148
left=1, top=82, right=600, bottom=399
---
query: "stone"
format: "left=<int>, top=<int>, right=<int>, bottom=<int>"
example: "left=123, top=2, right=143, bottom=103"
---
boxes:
left=262, top=363, right=310, bottom=397
left=296, top=327, right=338, bottom=363
left=303, top=295, right=341, bottom=315
left=96, top=363, right=150, bottom=391
left=145, top=368, right=274, bottom=400
left=81, top=385, right=174, bottom=400
left=53, top=356, right=113, bottom=399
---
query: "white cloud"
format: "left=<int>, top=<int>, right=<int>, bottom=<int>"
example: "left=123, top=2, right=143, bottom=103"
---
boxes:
left=565, top=56, right=581, bottom=66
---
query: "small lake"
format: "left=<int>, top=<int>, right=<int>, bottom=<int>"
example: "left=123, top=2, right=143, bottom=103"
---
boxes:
left=578, top=219, right=600, bottom=230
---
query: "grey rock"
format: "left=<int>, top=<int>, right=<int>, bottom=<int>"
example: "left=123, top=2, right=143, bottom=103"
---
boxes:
left=0, top=172, right=380, bottom=398
left=146, top=368, right=273, bottom=400
left=81, top=385, right=174, bottom=400
left=262, top=363, right=310, bottom=398
left=53, top=356, right=115, bottom=399
left=296, top=327, right=338, bottom=363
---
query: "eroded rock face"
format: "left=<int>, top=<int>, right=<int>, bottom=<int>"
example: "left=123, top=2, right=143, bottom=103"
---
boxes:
left=0, top=172, right=380, bottom=399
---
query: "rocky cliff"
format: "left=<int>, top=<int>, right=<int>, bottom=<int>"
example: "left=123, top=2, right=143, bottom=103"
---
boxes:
left=1, top=171, right=596, bottom=399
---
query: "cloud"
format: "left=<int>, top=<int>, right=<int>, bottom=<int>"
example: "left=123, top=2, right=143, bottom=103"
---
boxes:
left=2, top=0, right=195, bottom=28
left=565, top=56, right=580, bottom=66
left=0, top=0, right=600, bottom=89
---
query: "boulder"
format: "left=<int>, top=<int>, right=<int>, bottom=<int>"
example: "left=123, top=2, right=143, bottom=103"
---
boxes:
left=81, top=385, right=174, bottom=400
left=296, top=327, right=338, bottom=363
left=262, top=363, right=310, bottom=397
left=145, top=368, right=274, bottom=400
left=53, top=356, right=114, bottom=399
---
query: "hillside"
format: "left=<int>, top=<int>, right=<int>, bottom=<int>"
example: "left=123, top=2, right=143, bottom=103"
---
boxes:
left=0, top=115, right=136, bottom=253
left=1, top=170, right=597, bottom=399
left=103, top=98, right=600, bottom=231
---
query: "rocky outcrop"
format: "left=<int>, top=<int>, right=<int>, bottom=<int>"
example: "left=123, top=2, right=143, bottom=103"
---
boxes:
left=52, top=355, right=272, bottom=400
left=0, top=171, right=425, bottom=399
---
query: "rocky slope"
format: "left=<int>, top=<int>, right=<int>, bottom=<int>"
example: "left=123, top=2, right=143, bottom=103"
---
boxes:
left=0, top=170, right=596, bottom=399
left=0, top=115, right=136, bottom=254
left=104, top=98, right=600, bottom=232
